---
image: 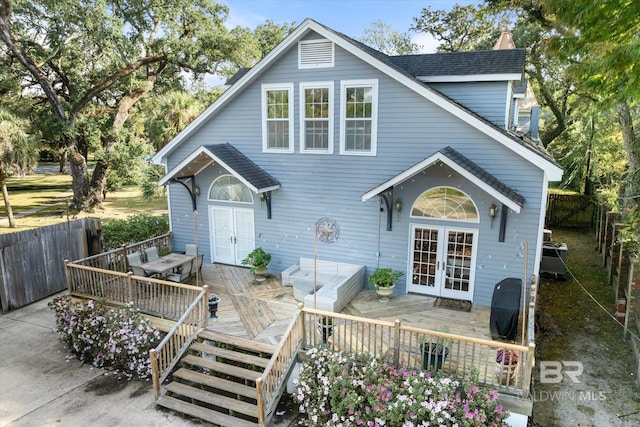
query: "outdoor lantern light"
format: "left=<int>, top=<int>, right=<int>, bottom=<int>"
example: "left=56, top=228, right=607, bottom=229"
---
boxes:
left=394, top=199, right=402, bottom=213
left=193, top=185, right=200, bottom=197
left=489, top=204, right=497, bottom=228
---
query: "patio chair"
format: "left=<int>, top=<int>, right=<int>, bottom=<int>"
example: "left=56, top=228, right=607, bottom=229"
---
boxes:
left=145, top=246, right=160, bottom=262
left=185, top=244, right=203, bottom=278
left=166, top=259, right=193, bottom=283
left=126, top=252, right=143, bottom=267
left=130, top=264, right=156, bottom=278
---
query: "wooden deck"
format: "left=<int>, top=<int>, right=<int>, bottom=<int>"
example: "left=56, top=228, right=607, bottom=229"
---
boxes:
left=196, top=264, right=496, bottom=346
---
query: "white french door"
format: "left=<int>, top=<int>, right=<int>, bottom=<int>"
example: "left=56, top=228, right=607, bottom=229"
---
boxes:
left=408, top=224, right=477, bottom=301
left=209, top=206, right=255, bottom=266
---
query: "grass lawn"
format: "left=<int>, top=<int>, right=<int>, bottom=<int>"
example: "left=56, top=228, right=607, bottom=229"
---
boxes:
left=1, top=171, right=167, bottom=234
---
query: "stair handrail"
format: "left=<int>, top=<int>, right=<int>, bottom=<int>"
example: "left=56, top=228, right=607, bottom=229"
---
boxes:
left=150, top=285, right=209, bottom=400
left=256, top=304, right=304, bottom=426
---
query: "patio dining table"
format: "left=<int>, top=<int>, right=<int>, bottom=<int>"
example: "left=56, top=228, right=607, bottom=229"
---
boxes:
left=140, top=253, right=194, bottom=277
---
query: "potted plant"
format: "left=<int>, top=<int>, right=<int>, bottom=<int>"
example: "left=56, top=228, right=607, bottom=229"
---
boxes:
left=368, top=268, right=403, bottom=301
left=316, top=316, right=333, bottom=345
left=495, top=348, right=519, bottom=384
left=420, top=327, right=450, bottom=369
left=208, top=294, right=221, bottom=318
left=241, top=247, right=272, bottom=281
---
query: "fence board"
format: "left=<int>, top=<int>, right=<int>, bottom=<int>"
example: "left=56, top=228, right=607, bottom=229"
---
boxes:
left=545, top=194, right=595, bottom=228
left=0, top=218, right=101, bottom=311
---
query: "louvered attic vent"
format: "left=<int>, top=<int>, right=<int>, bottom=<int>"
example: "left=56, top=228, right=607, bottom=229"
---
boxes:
left=298, top=39, right=334, bottom=69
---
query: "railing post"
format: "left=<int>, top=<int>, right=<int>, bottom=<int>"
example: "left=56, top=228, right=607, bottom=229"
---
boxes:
left=150, top=349, right=161, bottom=400
left=64, top=259, right=72, bottom=293
left=256, top=377, right=265, bottom=426
left=299, top=304, right=306, bottom=349
left=127, top=272, right=134, bottom=304
left=393, top=319, right=401, bottom=366
left=522, top=343, right=535, bottom=395
left=202, top=285, right=209, bottom=327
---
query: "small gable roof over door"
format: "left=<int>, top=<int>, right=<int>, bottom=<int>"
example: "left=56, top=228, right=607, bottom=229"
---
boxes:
left=158, top=143, right=280, bottom=194
left=362, top=146, right=525, bottom=213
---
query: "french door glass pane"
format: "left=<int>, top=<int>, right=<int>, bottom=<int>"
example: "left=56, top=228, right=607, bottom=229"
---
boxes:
left=412, top=228, right=438, bottom=288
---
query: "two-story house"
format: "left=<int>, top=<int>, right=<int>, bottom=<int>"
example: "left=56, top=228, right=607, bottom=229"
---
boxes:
left=152, top=19, right=562, bottom=307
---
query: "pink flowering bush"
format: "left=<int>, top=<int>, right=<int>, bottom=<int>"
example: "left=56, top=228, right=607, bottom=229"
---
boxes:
left=49, top=295, right=162, bottom=379
left=293, top=347, right=508, bottom=426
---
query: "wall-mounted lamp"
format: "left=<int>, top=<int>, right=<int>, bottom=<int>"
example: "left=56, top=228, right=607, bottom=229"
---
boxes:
left=394, top=199, right=402, bottom=213
left=259, top=193, right=265, bottom=202
left=489, top=204, right=497, bottom=228
left=193, top=185, right=200, bottom=197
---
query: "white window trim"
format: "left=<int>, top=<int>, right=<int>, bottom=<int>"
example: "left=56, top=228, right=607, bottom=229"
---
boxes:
left=207, top=174, right=254, bottom=204
left=262, top=83, right=294, bottom=153
left=299, top=81, right=334, bottom=154
left=409, top=186, right=480, bottom=223
left=339, top=79, right=378, bottom=156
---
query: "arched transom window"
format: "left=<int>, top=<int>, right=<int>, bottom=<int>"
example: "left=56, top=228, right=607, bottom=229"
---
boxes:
left=208, top=175, right=254, bottom=203
left=411, top=186, right=478, bottom=222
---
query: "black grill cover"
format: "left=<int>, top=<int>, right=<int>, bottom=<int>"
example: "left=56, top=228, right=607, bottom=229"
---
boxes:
left=490, top=278, right=522, bottom=341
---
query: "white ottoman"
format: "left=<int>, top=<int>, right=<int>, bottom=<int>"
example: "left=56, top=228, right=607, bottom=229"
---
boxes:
left=293, top=280, right=318, bottom=302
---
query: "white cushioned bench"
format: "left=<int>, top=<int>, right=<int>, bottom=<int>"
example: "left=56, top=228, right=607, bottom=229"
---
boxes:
left=282, top=258, right=365, bottom=312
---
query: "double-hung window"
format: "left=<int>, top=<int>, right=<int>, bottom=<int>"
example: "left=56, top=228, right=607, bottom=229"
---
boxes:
left=262, top=83, right=294, bottom=153
left=340, top=79, right=378, bottom=155
left=299, top=82, right=333, bottom=153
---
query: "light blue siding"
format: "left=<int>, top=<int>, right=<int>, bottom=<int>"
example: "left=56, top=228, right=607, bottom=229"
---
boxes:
left=164, top=33, right=545, bottom=307
left=429, top=82, right=509, bottom=129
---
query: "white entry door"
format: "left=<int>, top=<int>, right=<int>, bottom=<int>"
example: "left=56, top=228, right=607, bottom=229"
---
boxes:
left=209, top=206, right=255, bottom=265
left=408, top=225, right=477, bottom=301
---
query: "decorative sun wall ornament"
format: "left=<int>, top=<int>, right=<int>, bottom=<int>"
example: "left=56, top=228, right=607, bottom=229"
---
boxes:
left=315, top=217, right=339, bottom=243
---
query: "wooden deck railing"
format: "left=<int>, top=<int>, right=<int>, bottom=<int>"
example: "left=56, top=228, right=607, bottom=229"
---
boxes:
left=256, top=306, right=305, bottom=426
left=297, top=307, right=534, bottom=397
left=150, top=285, right=209, bottom=399
left=69, top=233, right=172, bottom=272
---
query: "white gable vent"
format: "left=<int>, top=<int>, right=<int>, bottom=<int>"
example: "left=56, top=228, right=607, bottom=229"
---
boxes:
left=298, top=39, right=334, bottom=69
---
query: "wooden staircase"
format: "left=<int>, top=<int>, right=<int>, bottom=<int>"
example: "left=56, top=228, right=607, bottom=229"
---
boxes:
left=156, top=330, right=277, bottom=427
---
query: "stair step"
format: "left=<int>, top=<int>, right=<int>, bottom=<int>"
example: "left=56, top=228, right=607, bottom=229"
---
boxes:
left=156, top=395, right=257, bottom=427
left=190, top=342, right=270, bottom=368
left=199, top=330, right=277, bottom=355
left=165, top=381, right=259, bottom=418
left=182, top=355, right=263, bottom=382
left=173, top=368, right=257, bottom=399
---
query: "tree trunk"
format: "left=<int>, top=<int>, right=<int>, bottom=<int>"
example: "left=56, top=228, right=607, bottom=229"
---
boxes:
left=616, top=102, right=640, bottom=248
left=68, top=146, right=90, bottom=211
left=0, top=172, right=15, bottom=228
left=58, top=150, right=67, bottom=174
left=88, top=83, right=155, bottom=207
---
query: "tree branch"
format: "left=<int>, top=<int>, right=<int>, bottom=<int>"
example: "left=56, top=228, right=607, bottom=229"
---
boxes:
left=70, top=54, right=166, bottom=120
left=0, top=1, right=67, bottom=121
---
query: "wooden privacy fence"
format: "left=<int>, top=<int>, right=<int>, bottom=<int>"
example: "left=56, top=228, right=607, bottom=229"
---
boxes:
left=0, top=217, right=101, bottom=312
left=71, top=233, right=172, bottom=273
left=545, top=193, right=595, bottom=228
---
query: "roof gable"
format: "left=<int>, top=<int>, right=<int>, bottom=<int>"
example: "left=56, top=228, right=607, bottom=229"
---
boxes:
left=152, top=18, right=562, bottom=182
left=158, top=143, right=279, bottom=193
left=362, top=146, right=525, bottom=213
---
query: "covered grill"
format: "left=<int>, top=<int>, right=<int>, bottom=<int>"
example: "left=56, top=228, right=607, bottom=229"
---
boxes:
left=489, top=278, right=522, bottom=341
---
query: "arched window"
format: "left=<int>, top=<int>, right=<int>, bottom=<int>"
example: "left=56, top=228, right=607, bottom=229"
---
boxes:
left=411, top=187, right=478, bottom=222
left=208, top=175, right=254, bottom=203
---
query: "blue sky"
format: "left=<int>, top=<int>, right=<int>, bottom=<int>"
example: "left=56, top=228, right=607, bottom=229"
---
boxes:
left=221, top=0, right=476, bottom=53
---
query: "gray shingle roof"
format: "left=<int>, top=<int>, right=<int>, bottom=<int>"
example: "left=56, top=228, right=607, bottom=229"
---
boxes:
left=439, top=146, right=525, bottom=207
left=388, top=49, right=526, bottom=77
left=204, top=143, right=280, bottom=191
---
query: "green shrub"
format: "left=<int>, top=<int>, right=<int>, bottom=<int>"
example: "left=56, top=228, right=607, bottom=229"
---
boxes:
left=102, top=214, right=169, bottom=249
